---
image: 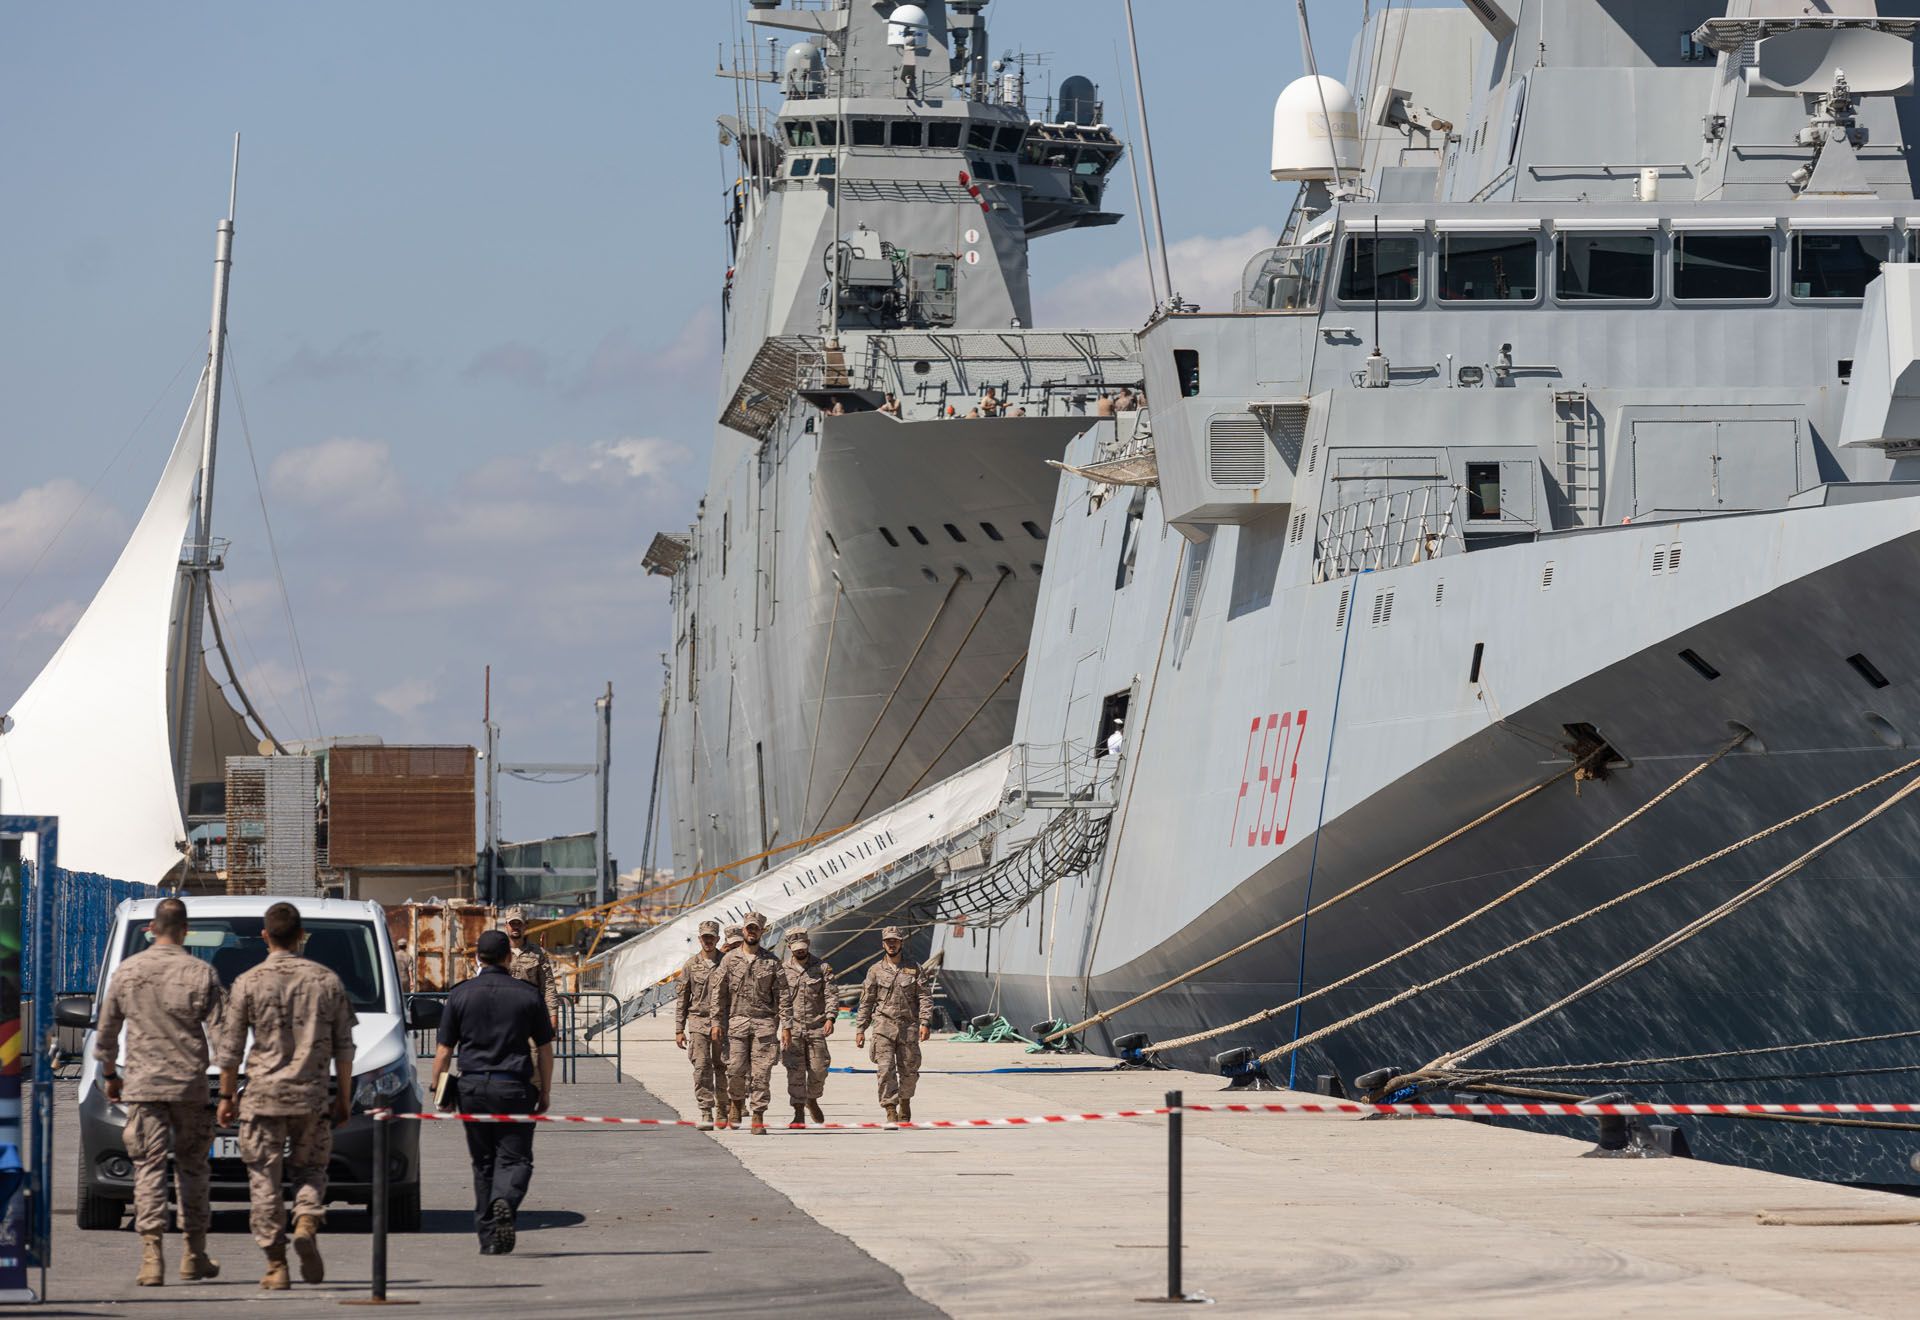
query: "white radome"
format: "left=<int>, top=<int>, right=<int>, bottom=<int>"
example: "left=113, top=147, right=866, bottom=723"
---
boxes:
left=1271, top=75, right=1362, bottom=181
left=887, top=4, right=930, bottom=47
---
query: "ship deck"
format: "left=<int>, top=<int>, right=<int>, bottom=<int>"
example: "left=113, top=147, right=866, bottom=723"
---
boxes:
left=616, top=1019, right=1918, bottom=1317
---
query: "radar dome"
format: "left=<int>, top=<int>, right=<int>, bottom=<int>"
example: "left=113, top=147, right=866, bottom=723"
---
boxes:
left=888, top=5, right=930, bottom=47
left=1271, top=75, right=1361, bottom=182
left=1058, top=75, right=1098, bottom=125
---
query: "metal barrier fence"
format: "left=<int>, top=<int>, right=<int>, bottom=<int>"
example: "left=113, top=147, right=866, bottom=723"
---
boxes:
left=21, top=861, right=148, bottom=994
left=411, top=991, right=624, bottom=1085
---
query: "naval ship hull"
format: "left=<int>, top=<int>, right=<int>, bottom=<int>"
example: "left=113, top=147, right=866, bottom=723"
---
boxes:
left=941, top=493, right=1920, bottom=1189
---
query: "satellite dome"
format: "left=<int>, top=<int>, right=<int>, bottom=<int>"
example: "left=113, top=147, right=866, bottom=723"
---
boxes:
left=888, top=4, right=930, bottom=47
left=785, top=41, right=821, bottom=76
left=1271, top=75, right=1361, bottom=182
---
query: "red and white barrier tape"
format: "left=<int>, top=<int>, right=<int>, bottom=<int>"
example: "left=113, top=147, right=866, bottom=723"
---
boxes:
left=371, top=1101, right=1920, bottom=1129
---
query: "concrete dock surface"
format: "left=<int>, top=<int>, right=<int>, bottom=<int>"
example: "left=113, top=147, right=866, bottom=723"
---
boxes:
left=36, top=1024, right=1920, bottom=1316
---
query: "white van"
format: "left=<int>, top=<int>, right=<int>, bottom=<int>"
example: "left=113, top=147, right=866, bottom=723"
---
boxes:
left=59, top=896, right=439, bottom=1231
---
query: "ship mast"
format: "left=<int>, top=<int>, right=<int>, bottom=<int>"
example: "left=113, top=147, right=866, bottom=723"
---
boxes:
left=172, top=135, right=239, bottom=817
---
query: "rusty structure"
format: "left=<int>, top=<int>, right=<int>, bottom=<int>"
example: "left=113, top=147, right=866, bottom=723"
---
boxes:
left=385, top=900, right=583, bottom=994
left=323, top=744, right=477, bottom=905
left=222, top=755, right=318, bottom=896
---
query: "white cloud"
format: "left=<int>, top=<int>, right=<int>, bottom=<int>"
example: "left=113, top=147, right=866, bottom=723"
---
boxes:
left=373, top=677, right=437, bottom=719
left=537, top=436, right=686, bottom=486
left=268, top=438, right=404, bottom=516
left=0, top=477, right=129, bottom=574
left=1034, top=226, right=1280, bottom=327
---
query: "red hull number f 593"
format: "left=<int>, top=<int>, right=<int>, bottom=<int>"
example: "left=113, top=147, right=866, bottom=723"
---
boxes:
left=1231, top=710, right=1309, bottom=847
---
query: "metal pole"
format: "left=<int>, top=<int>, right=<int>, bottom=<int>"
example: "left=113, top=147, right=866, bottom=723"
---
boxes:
left=174, top=134, right=240, bottom=817
left=1121, top=0, right=1175, bottom=304
left=594, top=683, right=613, bottom=909
left=482, top=667, right=497, bottom=905
left=1167, top=1088, right=1182, bottom=1300
left=369, top=1113, right=389, bottom=1300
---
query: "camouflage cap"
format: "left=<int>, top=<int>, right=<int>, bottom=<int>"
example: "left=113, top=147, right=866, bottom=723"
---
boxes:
left=723, top=923, right=744, bottom=941
left=698, top=919, right=721, bottom=937
left=743, top=911, right=769, bottom=929
left=881, top=925, right=905, bottom=941
left=500, top=906, right=528, bottom=926
left=785, top=928, right=810, bottom=946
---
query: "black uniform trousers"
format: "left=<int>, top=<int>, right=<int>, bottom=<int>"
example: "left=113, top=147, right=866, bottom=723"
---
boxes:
left=459, top=1073, right=539, bottom=1242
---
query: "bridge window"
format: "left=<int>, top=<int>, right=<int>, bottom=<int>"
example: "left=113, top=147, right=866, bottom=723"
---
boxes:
left=1791, top=231, right=1890, bottom=301
left=1556, top=232, right=1656, bottom=301
left=1337, top=233, right=1421, bottom=302
left=1673, top=232, right=1774, bottom=302
left=1438, top=234, right=1537, bottom=302
left=927, top=121, right=962, bottom=149
left=814, top=157, right=836, bottom=176
left=817, top=119, right=839, bottom=147
left=891, top=120, right=924, bottom=148
left=784, top=121, right=818, bottom=148
left=852, top=119, right=887, bottom=147
left=995, top=125, right=1026, bottom=153
left=996, top=161, right=1017, bottom=182
left=789, top=157, right=813, bottom=177
left=968, top=123, right=998, bottom=151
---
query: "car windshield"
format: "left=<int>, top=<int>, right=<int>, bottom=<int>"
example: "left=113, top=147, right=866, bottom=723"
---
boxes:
left=120, top=917, right=385, bottom=1011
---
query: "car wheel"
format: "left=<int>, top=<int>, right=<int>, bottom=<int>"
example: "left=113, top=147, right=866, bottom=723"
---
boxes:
left=75, top=1147, right=123, bottom=1231
left=388, top=1183, right=422, bottom=1233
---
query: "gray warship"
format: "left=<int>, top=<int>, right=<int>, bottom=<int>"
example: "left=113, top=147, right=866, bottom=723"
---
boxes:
left=653, top=0, right=1140, bottom=903
left=921, top=0, right=1920, bottom=1190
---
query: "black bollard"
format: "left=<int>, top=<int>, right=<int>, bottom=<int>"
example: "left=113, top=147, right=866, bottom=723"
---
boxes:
left=1167, top=1088, right=1182, bottom=1300
left=1138, top=1090, right=1207, bottom=1304
left=342, top=1111, right=416, bottom=1306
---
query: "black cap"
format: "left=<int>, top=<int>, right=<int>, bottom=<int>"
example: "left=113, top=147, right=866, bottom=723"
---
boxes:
left=477, top=930, right=511, bottom=962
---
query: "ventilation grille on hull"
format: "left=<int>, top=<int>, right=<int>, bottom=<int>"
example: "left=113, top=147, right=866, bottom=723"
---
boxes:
left=1208, top=413, right=1269, bottom=488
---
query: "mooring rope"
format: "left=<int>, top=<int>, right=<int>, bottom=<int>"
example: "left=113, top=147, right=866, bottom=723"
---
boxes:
left=798, top=579, right=844, bottom=829
left=1468, top=1025, right=1920, bottom=1080
left=1043, top=759, right=1581, bottom=1044
left=1142, top=732, right=1745, bottom=1058
left=1430, top=762, right=1920, bottom=1074
left=1254, top=751, right=1920, bottom=1068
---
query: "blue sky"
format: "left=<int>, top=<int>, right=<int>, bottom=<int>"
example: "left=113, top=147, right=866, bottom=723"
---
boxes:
left=0, top=1, right=1364, bottom=870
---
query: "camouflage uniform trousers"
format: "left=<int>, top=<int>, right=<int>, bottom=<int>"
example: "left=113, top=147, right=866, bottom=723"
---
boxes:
left=686, top=1019, right=725, bottom=1110
left=870, top=1031, right=923, bottom=1105
left=783, top=1034, right=830, bottom=1105
left=726, top=1021, right=781, bottom=1114
left=124, top=1100, right=216, bottom=1236
left=239, top=1112, right=332, bottom=1248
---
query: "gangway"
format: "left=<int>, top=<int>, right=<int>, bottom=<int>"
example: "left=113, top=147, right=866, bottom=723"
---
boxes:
left=599, top=747, right=1018, bottom=1027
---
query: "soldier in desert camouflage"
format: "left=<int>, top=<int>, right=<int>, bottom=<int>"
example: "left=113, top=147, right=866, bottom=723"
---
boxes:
left=675, top=918, right=727, bottom=1130
left=93, top=897, right=225, bottom=1287
left=216, top=902, right=356, bottom=1291
left=714, top=911, right=790, bottom=1134
left=854, top=926, right=933, bottom=1128
left=780, top=929, right=835, bottom=1129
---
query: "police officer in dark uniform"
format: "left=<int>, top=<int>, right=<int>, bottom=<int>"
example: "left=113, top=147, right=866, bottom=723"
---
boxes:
left=430, top=929, right=554, bottom=1254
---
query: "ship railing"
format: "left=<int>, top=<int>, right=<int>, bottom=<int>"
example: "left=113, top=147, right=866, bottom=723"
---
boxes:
left=1235, top=241, right=1331, bottom=313
left=797, top=329, right=1142, bottom=418
left=1009, top=739, right=1119, bottom=809
left=1314, top=484, right=1465, bottom=582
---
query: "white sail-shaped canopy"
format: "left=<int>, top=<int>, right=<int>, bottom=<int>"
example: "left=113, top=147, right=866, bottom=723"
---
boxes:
left=0, top=372, right=211, bottom=882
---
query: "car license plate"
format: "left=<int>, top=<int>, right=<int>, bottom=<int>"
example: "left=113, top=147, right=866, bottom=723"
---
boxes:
left=211, top=1136, right=242, bottom=1160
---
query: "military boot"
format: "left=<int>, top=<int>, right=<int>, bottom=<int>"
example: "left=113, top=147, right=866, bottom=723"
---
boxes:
left=898, top=1098, right=912, bottom=1123
left=750, top=1111, right=768, bottom=1134
left=807, top=1099, right=825, bottom=1125
left=180, top=1232, right=220, bottom=1281
left=790, top=1105, right=808, bottom=1130
left=731, top=1098, right=746, bottom=1128
left=136, top=1232, right=165, bottom=1287
left=260, top=1244, right=290, bottom=1291
left=292, top=1214, right=324, bottom=1283
left=883, top=1102, right=900, bottom=1130
left=697, top=1108, right=715, bottom=1131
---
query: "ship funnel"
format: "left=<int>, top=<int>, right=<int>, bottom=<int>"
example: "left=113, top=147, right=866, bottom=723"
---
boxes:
left=1271, top=75, right=1360, bottom=181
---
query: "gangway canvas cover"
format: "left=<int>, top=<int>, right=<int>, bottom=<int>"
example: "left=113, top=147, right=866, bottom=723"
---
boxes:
left=604, top=747, right=1013, bottom=1007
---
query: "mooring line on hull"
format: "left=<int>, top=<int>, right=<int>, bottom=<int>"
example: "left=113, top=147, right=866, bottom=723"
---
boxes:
left=902, top=651, right=1027, bottom=798
left=1043, top=759, right=1582, bottom=1046
left=851, top=566, right=1013, bottom=821
left=1473, top=1062, right=1920, bottom=1089
left=797, top=579, right=845, bottom=830
left=1136, top=733, right=1748, bottom=1060
left=1470, top=1026, right=1920, bottom=1081
left=1429, top=760, right=1920, bottom=1077
left=1259, top=751, right=1920, bottom=1071
left=812, top=572, right=964, bottom=833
